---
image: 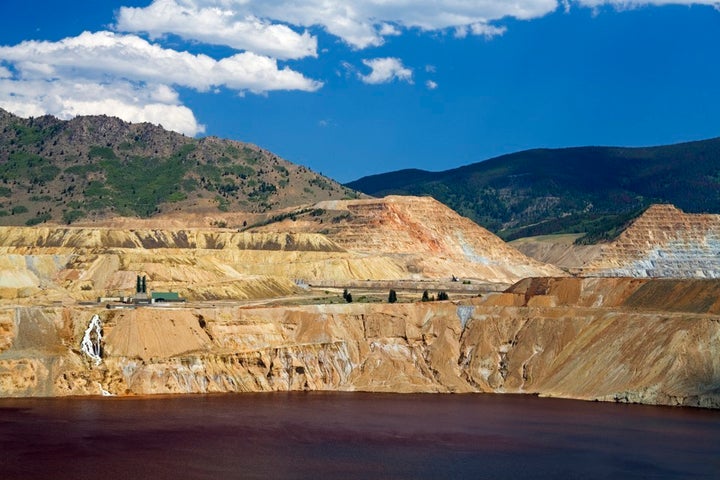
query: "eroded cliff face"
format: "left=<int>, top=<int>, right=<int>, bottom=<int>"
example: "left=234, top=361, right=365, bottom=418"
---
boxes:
left=2, top=277, right=718, bottom=408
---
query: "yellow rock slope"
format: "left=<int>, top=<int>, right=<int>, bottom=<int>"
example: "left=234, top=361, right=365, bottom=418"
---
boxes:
left=0, top=195, right=562, bottom=301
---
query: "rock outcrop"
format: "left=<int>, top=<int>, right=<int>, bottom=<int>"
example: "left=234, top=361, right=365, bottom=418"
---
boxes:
left=3, top=199, right=718, bottom=408
left=2, top=277, right=718, bottom=408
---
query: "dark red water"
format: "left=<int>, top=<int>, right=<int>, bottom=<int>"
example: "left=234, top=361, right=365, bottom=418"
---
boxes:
left=1, top=392, right=719, bottom=479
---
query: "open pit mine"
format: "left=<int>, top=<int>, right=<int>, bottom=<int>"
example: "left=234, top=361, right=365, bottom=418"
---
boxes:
left=516, top=204, right=720, bottom=277
left=1, top=196, right=719, bottom=408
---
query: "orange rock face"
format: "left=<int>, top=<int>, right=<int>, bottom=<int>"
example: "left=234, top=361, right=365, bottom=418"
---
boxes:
left=1, top=277, right=718, bottom=409
left=310, top=196, right=563, bottom=282
left=2, top=198, right=717, bottom=407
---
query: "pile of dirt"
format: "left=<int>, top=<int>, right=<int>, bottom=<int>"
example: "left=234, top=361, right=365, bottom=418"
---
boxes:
left=255, top=196, right=564, bottom=283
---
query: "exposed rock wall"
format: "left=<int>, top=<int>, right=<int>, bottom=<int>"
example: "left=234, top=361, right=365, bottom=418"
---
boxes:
left=582, top=205, right=720, bottom=277
left=2, top=278, right=719, bottom=408
left=0, top=228, right=345, bottom=252
left=0, top=228, right=409, bottom=301
left=311, top=196, right=564, bottom=282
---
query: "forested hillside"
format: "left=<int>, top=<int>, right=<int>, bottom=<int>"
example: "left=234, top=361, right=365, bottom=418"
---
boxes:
left=347, top=138, right=720, bottom=242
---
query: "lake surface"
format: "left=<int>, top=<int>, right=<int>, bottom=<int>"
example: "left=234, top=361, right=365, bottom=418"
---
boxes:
left=1, top=392, right=719, bottom=479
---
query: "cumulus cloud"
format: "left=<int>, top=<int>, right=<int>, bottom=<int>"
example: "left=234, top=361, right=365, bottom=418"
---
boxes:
left=4, top=0, right=714, bottom=136
left=378, top=23, right=402, bottom=36
left=0, top=78, right=205, bottom=135
left=455, top=23, right=508, bottom=38
left=116, top=0, right=552, bottom=50
left=0, top=31, right=321, bottom=93
left=360, top=58, right=413, bottom=85
left=116, top=0, right=318, bottom=60
left=0, top=31, right=322, bottom=135
left=116, top=1, right=720, bottom=52
left=574, top=0, right=720, bottom=7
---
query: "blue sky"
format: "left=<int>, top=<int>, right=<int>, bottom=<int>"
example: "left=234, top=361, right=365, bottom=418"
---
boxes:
left=0, top=1, right=719, bottom=182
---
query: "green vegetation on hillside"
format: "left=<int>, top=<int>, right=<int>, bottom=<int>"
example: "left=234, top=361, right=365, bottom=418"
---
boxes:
left=82, top=144, right=198, bottom=217
left=0, top=152, right=60, bottom=184
left=347, top=139, right=720, bottom=243
left=0, top=109, right=352, bottom=225
left=501, top=208, right=648, bottom=245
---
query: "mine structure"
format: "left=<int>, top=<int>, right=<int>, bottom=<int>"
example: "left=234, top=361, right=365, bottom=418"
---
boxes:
left=134, top=275, right=150, bottom=304
left=101, top=275, right=185, bottom=307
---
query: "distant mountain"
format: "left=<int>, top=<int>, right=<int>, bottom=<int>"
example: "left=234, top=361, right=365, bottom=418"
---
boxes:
left=346, top=138, right=720, bottom=242
left=0, top=109, right=357, bottom=226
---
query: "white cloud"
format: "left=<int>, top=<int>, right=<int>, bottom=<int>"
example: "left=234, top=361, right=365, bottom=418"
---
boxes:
left=337, top=61, right=357, bottom=79
left=0, top=78, right=205, bottom=135
left=116, top=0, right=318, bottom=60
left=378, top=23, right=401, bottom=36
left=455, top=22, right=507, bottom=39
left=470, top=23, right=508, bottom=37
left=115, top=0, right=556, bottom=50
left=4, top=0, right=713, bottom=136
left=360, top=57, right=413, bottom=85
left=0, top=31, right=321, bottom=94
left=574, top=0, right=720, bottom=7
left=0, top=30, right=321, bottom=136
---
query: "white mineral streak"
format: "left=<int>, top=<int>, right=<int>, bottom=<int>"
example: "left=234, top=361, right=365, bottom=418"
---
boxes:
left=456, top=232, right=490, bottom=265
left=81, top=314, right=103, bottom=365
left=456, top=305, right=474, bottom=328
left=584, top=206, right=720, bottom=278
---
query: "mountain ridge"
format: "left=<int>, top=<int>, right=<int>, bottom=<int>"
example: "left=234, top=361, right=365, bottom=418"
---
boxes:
left=0, top=109, right=357, bottom=226
left=346, top=137, right=720, bottom=241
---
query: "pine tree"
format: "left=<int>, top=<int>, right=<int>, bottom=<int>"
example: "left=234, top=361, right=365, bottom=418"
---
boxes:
left=388, top=289, right=398, bottom=303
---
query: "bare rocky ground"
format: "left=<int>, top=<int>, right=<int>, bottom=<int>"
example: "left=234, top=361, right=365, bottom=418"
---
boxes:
left=514, top=204, right=720, bottom=277
left=1, top=197, right=719, bottom=408
left=1, top=278, right=718, bottom=409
